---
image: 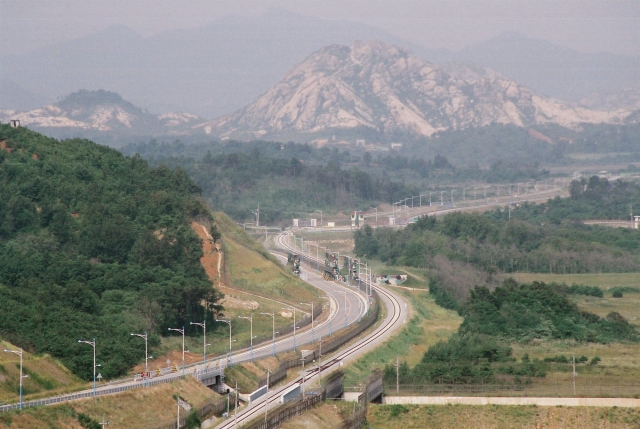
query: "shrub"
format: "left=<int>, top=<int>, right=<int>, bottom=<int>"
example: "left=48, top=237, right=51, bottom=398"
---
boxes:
left=77, top=413, right=100, bottom=429
left=565, top=284, right=604, bottom=297
left=388, top=404, right=410, bottom=418
left=612, top=290, right=623, bottom=298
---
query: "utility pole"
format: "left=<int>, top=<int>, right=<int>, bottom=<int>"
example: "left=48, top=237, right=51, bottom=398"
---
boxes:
left=99, top=415, right=109, bottom=427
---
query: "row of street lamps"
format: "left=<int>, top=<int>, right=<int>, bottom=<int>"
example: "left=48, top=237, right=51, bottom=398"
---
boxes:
left=68, top=314, right=284, bottom=401
left=390, top=179, right=563, bottom=219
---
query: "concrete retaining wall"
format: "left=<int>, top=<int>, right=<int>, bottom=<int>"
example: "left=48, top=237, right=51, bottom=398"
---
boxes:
left=383, top=396, right=640, bottom=407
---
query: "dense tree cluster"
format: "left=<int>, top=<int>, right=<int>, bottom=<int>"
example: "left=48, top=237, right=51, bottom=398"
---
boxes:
left=511, top=176, right=640, bottom=223
left=0, top=125, right=222, bottom=380
left=355, top=198, right=640, bottom=277
left=123, top=139, right=549, bottom=222
left=129, top=149, right=422, bottom=222
left=461, top=280, right=637, bottom=343
left=384, top=279, right=636, bottom=385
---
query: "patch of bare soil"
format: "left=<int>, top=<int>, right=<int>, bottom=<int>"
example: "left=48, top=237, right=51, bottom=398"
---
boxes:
left=222, top=295, right=259, bottom=310
left=191, top=222, right=222, bottom=285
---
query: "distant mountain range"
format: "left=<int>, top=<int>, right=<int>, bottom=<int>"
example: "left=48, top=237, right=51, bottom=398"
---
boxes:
left=2, top=9, right=639, bottom=118
left=0, top=90, right=204, bottom=144
left=2, top=42, right=638, bottom=145
left=199, top=41, right=636, bottom=141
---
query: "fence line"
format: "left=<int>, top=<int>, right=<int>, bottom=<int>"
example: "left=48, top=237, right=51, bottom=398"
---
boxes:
left=384, top=383, right=640, bottom=398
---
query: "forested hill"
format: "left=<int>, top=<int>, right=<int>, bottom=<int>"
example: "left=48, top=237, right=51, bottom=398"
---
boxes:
left=0, top=125, right=221, bottom=380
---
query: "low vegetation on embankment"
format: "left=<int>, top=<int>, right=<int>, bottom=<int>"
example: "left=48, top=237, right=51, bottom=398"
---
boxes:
left=367, top=404, right=640, bottom=429
left=0, top=340, right=84, bottom=404
left=0, top=377, right=223, bottom=429
left=147, top=211, right=322, bottom=368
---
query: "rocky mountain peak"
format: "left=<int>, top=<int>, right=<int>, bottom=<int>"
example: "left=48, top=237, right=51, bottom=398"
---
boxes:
left=200, top=40, right=635, bottom=141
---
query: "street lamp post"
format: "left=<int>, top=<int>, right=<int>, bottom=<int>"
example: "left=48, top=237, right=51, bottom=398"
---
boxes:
left=167, top=327, right=185, bottom=376
left=238, top=315, right=254, bottom=362
left=260, top=312, right=276, bottom=356
left=216, top=318, right=233, bottom=367
left=404, top=198, right=410, bottom=221
left=189, top=321, right=207, bottom=364
left=3, top=348, right=26, bottom=409
left=300, top=302, right=315, bottom=344
left=130, top=331, right=149, bottom=385
left=78, top=339, right=99, bottom=397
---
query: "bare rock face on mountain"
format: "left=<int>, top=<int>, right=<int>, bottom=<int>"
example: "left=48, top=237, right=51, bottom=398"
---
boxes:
left=200, top=41, right=634, bottom=140
left=0, top=90, right=204, bottom=138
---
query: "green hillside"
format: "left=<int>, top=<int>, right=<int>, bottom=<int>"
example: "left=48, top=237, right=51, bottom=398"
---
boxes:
left=0, top=125, right=222, bottom=380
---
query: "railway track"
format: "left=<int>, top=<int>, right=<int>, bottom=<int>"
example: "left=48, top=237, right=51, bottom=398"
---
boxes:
left=214, top=232, right=405, bottom=429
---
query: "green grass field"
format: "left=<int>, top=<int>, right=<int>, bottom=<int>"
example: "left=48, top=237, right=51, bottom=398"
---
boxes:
left=343, top=285, right=462, bottom=386
left=367, top=404, right=640, bottom=429
left=511, top=272, right=640, bottom=289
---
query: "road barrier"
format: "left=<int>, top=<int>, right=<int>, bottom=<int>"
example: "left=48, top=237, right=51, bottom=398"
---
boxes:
left=0, top=366, right=225, bottom=412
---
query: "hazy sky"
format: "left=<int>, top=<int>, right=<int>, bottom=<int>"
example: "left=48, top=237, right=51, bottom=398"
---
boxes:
left=1, top=0, right=639, bottom=57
